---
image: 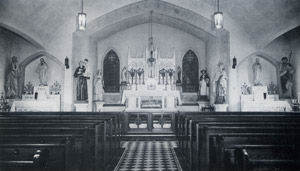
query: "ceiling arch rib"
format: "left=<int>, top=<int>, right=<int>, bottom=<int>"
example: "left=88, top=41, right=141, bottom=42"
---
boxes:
left=0, top=23, right=45, bottom=50
left=90, top=12, right=215, bottom=42
left=86, top=0, right=227, bottom=42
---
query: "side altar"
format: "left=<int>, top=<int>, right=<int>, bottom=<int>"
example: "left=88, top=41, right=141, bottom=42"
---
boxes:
left=121, top=46, right=182, bottom=111
left=10, top=85, right=61, bottom=112
left=240, top=86, right=291, bottom=112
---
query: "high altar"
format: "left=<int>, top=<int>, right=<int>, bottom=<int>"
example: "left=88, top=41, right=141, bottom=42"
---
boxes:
left=121, top=47, right=182, bottom=111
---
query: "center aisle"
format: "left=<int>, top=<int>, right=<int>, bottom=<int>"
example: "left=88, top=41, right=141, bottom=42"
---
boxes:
left=114, top=141, right=182, bottom=171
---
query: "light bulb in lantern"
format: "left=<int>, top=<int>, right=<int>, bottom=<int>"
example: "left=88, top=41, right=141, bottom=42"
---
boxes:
left=214, top=12, right=223, bottom=29
left=78, top=12, right=86, bottom=30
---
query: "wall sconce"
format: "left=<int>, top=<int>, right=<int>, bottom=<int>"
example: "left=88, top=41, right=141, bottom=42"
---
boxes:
left=214, top=0, right=223, bottom=29
left=65, top=56, right=69, bottom=69
left=78, top=0, right=86, bottom=30
left=232, top=56, right=237, bottom=69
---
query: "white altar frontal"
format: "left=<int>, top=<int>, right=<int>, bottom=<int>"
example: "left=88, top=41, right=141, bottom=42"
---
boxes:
left=122, top=85, right=181, bottom=112
left=10, top=86, right=61, bottom=112
left=241, top=86, right=291, bottom=112
left=121, top=46, right=181, bottom=111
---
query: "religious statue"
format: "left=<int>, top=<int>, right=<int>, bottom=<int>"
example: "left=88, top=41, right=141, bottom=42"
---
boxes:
left=74, top=61, right=89, bottom=101
left=83, top=59, right=91, bottom=78
left=36, top=58, right=48, bottom=86
left=176, top=66, right=181, bottom=84
left=252, top=58, right=262, bottom=86
left=199, top=69, right=210, bottom=100
left=94, top=70, right=104, bottom=101
left=121, top=66, right=128, bottom=84
left=279, top=57, right=294, bottom=98
left=5, top=56, right=20, bottom=98
left=213, top=62, right=227, bottom=104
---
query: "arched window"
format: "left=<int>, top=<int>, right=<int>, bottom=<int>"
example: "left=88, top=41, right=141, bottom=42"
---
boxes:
left=182, top=50, right=199, bottom=92
left=103, top=50, right=120, bottom=93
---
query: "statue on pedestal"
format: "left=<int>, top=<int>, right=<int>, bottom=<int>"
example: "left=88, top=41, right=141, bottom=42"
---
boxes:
left=36, top=58, right=48, bottom=86
left=279, top=57, right=294, bottom=98
left=176, top=66, right=181, bottom=84
left=74, top=61, right=89, bottom=101
left=252, top=58, right=262, bottom=86
left=94, top=70, right=104, bottom=101
left=5, top=56, right=20, bottom=99
left=198, top=69, right=210, bottom=100
left=121, top=66, right=128, bottom=85
left=213, top=62, right=227, bottom=104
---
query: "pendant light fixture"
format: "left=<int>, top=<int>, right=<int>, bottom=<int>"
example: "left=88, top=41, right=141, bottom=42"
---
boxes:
left=214, top=0, right=223, bottom=29
left=78, top=0, right=86, bottom=30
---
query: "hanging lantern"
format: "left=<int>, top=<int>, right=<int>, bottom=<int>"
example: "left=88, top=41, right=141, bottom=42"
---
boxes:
left=78, top=0, right=86, bottom=30
left=214, top=12, right=223, bottom=29
left=214, top=0, right=223, bottom=29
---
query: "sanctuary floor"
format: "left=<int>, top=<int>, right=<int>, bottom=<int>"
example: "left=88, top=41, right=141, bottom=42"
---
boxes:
left=114, top=141, right=183, bottom=171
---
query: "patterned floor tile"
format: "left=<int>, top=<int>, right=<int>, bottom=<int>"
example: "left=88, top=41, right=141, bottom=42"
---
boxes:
left=115, top=141, right=181, bottom=171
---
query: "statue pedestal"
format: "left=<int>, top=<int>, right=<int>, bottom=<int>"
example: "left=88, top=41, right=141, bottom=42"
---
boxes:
left=214, top=104, right=228, bottom=111
left=197, top=101, right=210, bottom=111
left=74, top=102, right=88, bottom=112
left=94, top=101, right=105, bottom=112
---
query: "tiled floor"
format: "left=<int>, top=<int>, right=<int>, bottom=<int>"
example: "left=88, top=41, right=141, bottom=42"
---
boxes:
left=115, top=141, right=182, bottom=171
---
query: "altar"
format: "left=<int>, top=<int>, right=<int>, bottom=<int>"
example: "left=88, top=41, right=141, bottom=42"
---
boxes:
left=240, top=86, right=291, bottom=112
left=120, top=40, right=182, bottom=111
left=10, top=86, right=61, bottom=112
left=121, top=87, right=181, bottom=112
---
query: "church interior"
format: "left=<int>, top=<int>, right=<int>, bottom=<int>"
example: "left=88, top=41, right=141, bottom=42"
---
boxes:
left=0, top=0, right=300, bottom=171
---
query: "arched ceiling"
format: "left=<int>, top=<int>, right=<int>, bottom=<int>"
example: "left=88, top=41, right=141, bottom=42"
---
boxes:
left=0, top=0, right=299, bottom=48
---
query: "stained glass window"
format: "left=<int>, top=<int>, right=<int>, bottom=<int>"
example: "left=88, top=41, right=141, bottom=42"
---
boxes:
left=182, top=50, right=199, bottom=92
left=103, top=50, right=120, bottom=93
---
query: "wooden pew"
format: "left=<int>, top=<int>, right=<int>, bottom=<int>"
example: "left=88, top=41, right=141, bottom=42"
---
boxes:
left=179, top=113, right=300, bottom=151
left=0, top=112, right=122, bottom=156
left=0, top=137, right=75, bottom=171
left=195, top=125, right=300, bottom=171
left=176, top=112, right=300, bottom=169
left=0, top=112, right=122, bottom=152
left=212, top=133, right=300, bottom=171
left=234, top=145, right=300, bottom=171
left=0, top=121, right=111, bottom=171
left=177, top=112, right=300, bottom=149
left=180, top=115, right=300, bottom=165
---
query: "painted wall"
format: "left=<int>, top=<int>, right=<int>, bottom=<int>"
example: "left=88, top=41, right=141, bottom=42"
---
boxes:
left=44, top=1, right=256, bottom=110
left=238, top=56, right=277, bottom=92
left=11, top=36, right=38, bottom=63
left=2, top=1, right=278, bottom=111
left=0, top=28, right=14, bottom=95
left=97, top=23, right=206, bottom=103
left=24, top=57, right=63, bottom=91
left=0, top=28, right=40, bottom=98
left=289, top=31, right=300, bottom=100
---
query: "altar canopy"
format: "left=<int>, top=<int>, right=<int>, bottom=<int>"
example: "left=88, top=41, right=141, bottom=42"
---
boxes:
left=122, top=46, right=181, bottom=111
